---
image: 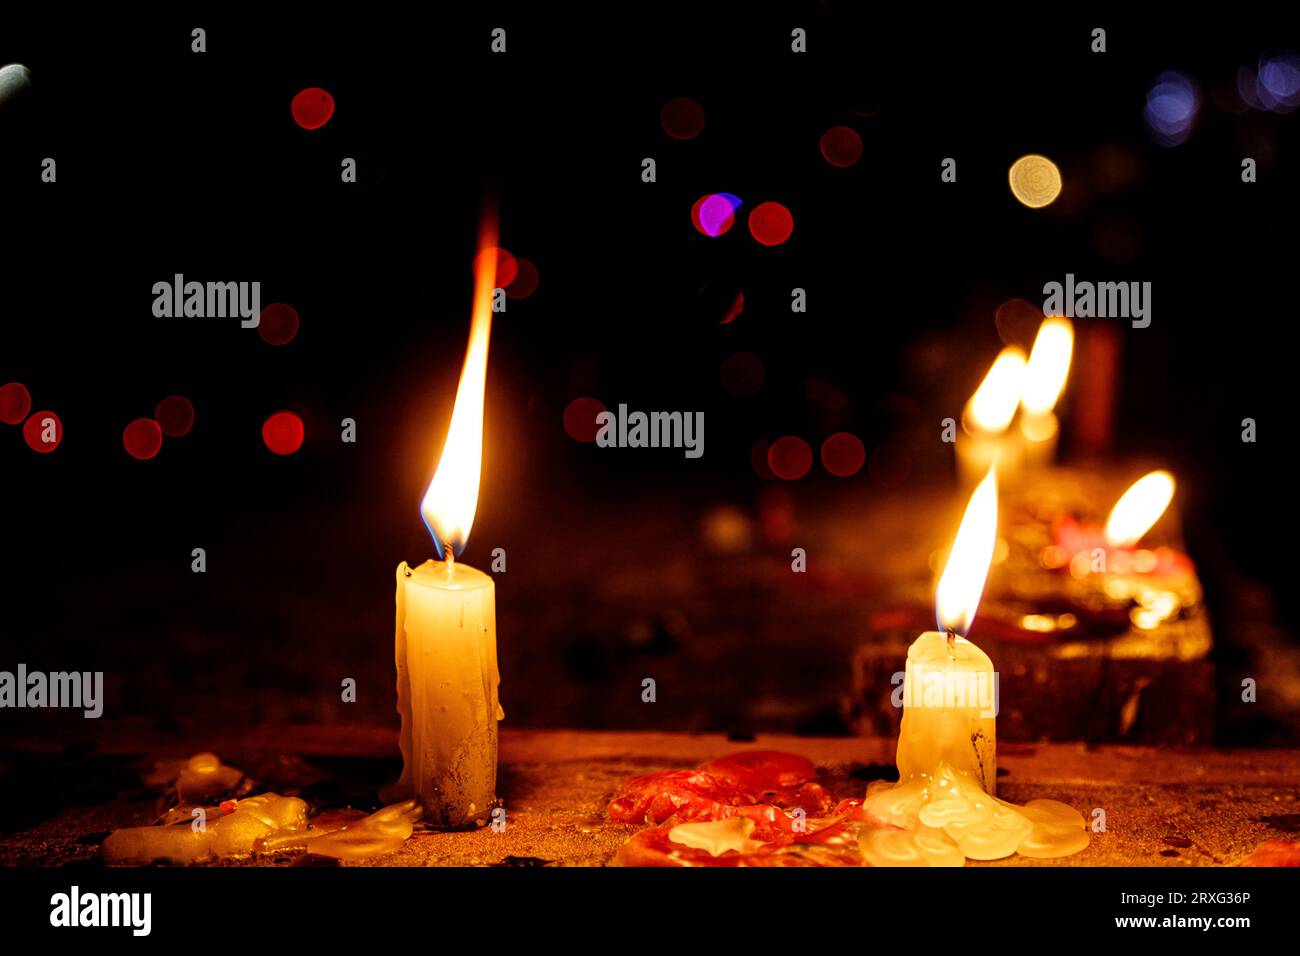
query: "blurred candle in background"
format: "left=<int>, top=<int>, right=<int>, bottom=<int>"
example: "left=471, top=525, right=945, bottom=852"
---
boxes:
left=1018, top=317, right=1074, bottom=469
left=956, top=347, right=1026, bottom=487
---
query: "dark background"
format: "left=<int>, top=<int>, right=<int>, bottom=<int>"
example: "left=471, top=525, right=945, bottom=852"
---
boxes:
left=2, top=8, right=1297, bottom=741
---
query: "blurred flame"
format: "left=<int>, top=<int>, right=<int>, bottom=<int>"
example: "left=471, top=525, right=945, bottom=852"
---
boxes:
left=1104, top=470, right=1175, bottom=549
left=936, top=467, right=999, bottom=636
left=420, top=216, right=498, bottom=558
left=965, top=347, right=1027, bottom=433
left=1021, top=317, right=1074, bottom=417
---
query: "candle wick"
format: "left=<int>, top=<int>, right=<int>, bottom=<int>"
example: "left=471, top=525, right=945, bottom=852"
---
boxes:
left=946, top=629, right=957, bottom=656
left=444, top=550, right=456, bottom=576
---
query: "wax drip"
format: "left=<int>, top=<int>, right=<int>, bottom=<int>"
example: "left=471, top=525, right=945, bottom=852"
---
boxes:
left=858, top=762, right=1090, bottom=866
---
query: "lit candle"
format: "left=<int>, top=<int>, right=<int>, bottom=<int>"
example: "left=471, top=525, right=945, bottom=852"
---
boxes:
left=861, top=466, right=1090, bottom=864
left=895, top=467, right=999, bottom=793
left=1017, top=316, right=1073, bottom=469
left=1046, top=469, right=1197, bottom=628
left=382, top=221, right=503, bottom=829
left=955, top=347, right=1026, bottom=487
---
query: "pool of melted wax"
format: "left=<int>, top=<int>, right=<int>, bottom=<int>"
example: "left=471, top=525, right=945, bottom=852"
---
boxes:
left=858, top=764, right=1089, bottom=865
left=102, top=795, right=425, bottom=864
left=102, top=794, right=309, bottom=865
left=275, top=798, right=423, bottom=860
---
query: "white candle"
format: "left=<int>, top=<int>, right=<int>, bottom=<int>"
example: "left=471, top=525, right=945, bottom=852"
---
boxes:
left=383, top=216, right=504, bottom=828
left=895, top=631, right=996, bottom=794
left=388, top=558, right=501, bottom=827
left=862, top=467, right=1090, bottom=863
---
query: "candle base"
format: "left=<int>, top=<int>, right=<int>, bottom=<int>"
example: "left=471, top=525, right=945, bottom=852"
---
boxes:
left=859, top=762, right=1090, bottom=864
left=388, top=559, right=502, bottom=830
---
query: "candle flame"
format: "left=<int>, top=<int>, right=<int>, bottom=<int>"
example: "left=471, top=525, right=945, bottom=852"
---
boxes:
left=420, top=217, right=498, bottom=558
left=1020, top=317, right=1074, bottom=417
left=936, top=467, right=999, bottom=637
left=965, top=347, right=1027, bottom=433
left=1104, top=470, right=1175, bottom=549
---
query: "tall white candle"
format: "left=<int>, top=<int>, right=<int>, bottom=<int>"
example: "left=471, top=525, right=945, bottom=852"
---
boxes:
left=388, top=558, right=501, bottom=827
left=383, top=215, right=503, bottom=828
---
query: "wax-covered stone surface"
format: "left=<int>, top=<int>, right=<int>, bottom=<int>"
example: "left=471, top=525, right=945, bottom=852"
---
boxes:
left=3, top=728, right=1299, bottom=867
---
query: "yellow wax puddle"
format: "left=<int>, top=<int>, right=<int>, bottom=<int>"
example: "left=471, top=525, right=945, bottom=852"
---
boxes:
left=102, top=793, right=308, bottom=865
left=668, top=817, right=766, bottom=857
left=299, top=799, right=423, bottom=860
left=104, top=795, right=426, bottom=864
left=106, top=746, right=426, bottom=864
left=858, top=764, right=1089, bottom=866
left=143, top=751, right=245, bottom=804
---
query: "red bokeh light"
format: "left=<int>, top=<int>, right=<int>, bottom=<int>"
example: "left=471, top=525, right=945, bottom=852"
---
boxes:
left=123, top=418, right=163, bottom=460
left=820, top=126, right=864, bottom=167
left=0, top=382, right=32, bottom=424
left=291, top=88, right=335, bottom=130
left=263, top=411, right=305, bottom=455
left=506, top=258, right=539, bottom=299
left=750, top=439, right=775, bottom=480
left=748, top=202, right=794, bottom=246
left=563, top=397, right=607, bottom=443
left=259, top=303, right=300, bottom=346
left=821, top=432, right=866, bottom=477
left=22, top=410, right=61, bottom=453
left=660, top=96, right=705, bottom=140
left=474, top=247, right=519, bottom=289
left=155, top=396, right=195, bottom=437
left=768, top=436, right=813, bottom=480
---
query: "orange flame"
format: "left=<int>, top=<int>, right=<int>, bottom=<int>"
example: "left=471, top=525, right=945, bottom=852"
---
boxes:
left=936, top=467, right=999, bottom=636
left=420, top=216, right=498, bottom=557
left=1021, top=317, right=1074, bottom=417
left=965, top=347, right=1027, bottom=434
left=1104, top=470, right=1175, bottom=549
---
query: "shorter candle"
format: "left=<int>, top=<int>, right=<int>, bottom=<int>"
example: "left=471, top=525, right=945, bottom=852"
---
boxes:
left=895, top=631, right=997, bottom=794
left=862, top=467, right=1090, bottom=864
